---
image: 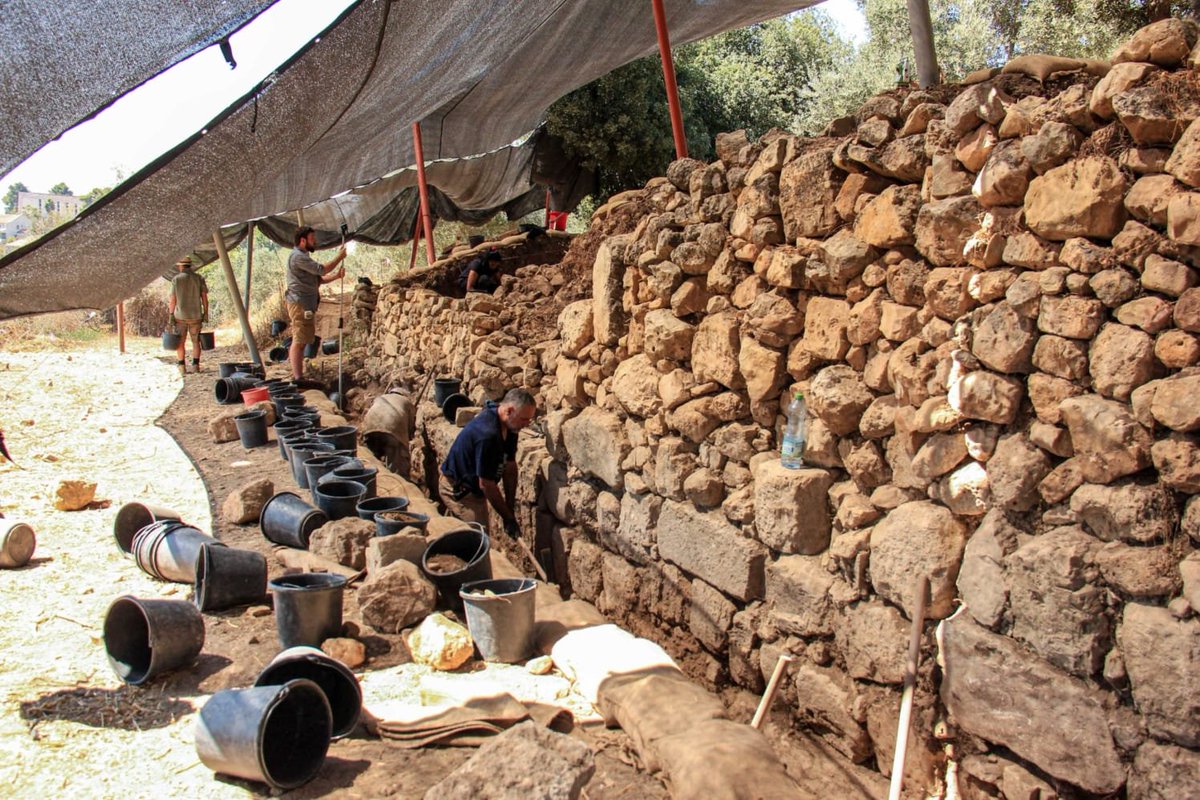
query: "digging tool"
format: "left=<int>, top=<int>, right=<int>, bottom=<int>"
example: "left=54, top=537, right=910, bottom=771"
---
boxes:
left=751, top=654, right=795, bottom=729
left=512, top=532, right=548, bottom=582
left=888, top=575, right=930, bottom=800
left=335, top=223, right=349, bottom=410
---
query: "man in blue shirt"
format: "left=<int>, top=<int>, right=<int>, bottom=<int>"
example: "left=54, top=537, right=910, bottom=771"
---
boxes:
left=286, top=226, right=346, bottom=380
left=439, top=388, right=536, bottom=536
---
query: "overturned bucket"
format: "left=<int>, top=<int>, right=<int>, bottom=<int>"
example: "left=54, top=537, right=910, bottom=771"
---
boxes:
left=260, top=491, right=328, bottom=549
left=0, top=520, right=37, bottom=568
left=132, top=520, right=224, bottom=583
left=104, top=595, right=205, bottom=685
left=269, top=573, right=348, bottom=649
left=254, top=646, right=361, bottom=739
left=194, top=544, right=268, bottom=612
left=113, top=502, right=181, bottom=556
left=195, top=678, right=331, bottom=790
left=421, top=528, right=492, bottom=613
left=460, top=578, right=538, bottom=663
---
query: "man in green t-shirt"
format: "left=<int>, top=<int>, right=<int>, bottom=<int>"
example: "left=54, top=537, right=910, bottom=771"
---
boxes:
left=167, top=257, right=209, bottom=375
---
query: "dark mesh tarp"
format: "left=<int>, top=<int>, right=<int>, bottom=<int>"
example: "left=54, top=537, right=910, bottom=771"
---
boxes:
left=0, top=0, right=277, bottom=178
left=0, top=0, right=815, bottom=319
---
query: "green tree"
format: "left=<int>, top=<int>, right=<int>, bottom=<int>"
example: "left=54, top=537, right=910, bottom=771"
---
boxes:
left=49, top=182, right=72, bottom=196
left=3, top=182, right=27, bottom=213
left=80, top=186, right=109, bottom=208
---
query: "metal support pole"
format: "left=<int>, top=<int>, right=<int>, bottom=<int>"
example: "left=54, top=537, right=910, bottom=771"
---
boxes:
left=888, top=575, right=931, bottom=800
left=651, top=0, right=688, bottom=160
left=212, top=229, right=263, bottom=367
left=906, top=0, right=940, bottom=88
left=243, top=225, right=255, bottom=313
left=411, top=122, right=437, bottom=265
left=116, top=302, right=125, bottom=354
left=544, top=188, right=551, bottom=227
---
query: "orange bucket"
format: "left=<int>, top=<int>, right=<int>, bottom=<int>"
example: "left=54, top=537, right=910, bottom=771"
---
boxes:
left=241, top=387, right=270, bottom=405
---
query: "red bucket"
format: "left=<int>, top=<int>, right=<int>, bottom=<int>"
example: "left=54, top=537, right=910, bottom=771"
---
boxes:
left=241, top=387, right=270, bottom=405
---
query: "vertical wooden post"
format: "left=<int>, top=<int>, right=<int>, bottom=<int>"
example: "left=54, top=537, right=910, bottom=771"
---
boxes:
left=906, top=0, right=940, bottom=88
left=213, top=229, right=263, bottom=367
left=651, top=0, right=688, bottom=159
left=243, top=225, right=255, bottom=313
left=116, top=302, right=126, bottom=354
left=411, top=122, right=437, bottom=265
left=544, top=188, right=551, bottom=227
left=408, top=213, right=422, bottom=271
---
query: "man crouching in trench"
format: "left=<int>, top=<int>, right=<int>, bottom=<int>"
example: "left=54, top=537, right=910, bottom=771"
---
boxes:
left=438, top=388, right=537, bottom=538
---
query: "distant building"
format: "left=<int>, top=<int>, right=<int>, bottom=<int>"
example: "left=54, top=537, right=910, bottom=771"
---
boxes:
left=17, top=190, right=84, bottom=218
left=0, top=212, right=30, bottom=240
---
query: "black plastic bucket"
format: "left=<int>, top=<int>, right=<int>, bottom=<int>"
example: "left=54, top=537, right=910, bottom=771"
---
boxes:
left=290, top=442, right=335, bottom=488
left=132, top=521, right=224, bottom=583
left=278, top=429, right=311, bottom=462
left=460, top=578, right=538, bottom=663
left=162, top=330, right=182, bottom=351
left=113, top=502, right=181, bottom=555
left=194, top=544, right=268, bottom=612
left=217, top=362, right=240, bottom=378
left=433, top=378, right=462, bottom=407
left=199, top=331, right=215, bottom=350
left=254, top=646, right=361, bottom=739
left=374, top=509, right=429, bottom=537
left=270, top=319, right=288, bottom=337
left=314, top=425, right=357, bottom=452
left=273, top=394, right=305, bottom=417
left=323, top=466, right=377, bottom=499
left=215, top=375, right=259, bottom=405
left=313, top=480, right=367, bottom=521
left=268, top=381, right=298, bottom=397
left=269, top=573, right=348, bottom=649
left=234, top=409, right=269, bottom=449
left=304, top=337, right=322, bottom=359
left=321, top=339, right=340, bottom=356
left=355, top=495, right=409, bottom=521
left=268, top=346, right=288, bottom=363
left=260, top=492, right=329, bottom=549
left=304, top=455, right=355, bottom=492
left=421, top=528, right=492, bottom=612
left=103, top=595, right=205, bottom=685
left=194, top=678, right=331, bottom=790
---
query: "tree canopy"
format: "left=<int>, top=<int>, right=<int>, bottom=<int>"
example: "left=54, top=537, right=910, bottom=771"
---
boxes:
left=3, top=182, right=27, bottom=214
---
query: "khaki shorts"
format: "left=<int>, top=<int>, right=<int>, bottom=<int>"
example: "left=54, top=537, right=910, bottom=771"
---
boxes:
left=175, top=319, right=201, bottom=337
left=287, top=302, right=316, bottom=345
left=438, top=472, right=489, bottom=526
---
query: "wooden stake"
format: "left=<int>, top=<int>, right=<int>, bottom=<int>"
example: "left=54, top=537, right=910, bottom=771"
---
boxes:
left=751, top=654, right=795, bottom=729
left=888, top=575, right=930, bottom=800
left=116, top=302, right=125, bottom=354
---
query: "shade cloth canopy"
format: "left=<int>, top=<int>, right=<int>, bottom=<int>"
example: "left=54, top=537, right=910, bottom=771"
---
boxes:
left=0, top=0, right=815, bottom=319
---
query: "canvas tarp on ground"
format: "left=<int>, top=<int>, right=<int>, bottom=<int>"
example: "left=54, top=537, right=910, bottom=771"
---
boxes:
left=0, top=0, right=815, bottom=319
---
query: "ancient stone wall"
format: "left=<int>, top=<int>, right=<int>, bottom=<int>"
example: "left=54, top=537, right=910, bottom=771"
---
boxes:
left=367, top=19, right=1200, bottom=798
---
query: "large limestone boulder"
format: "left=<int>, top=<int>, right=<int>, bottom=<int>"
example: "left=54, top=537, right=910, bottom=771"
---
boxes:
left=854, top=185, right=921, bottom=247
left=1150, top=373, right=1200, bottom=431
left=611, top=354, right=662, bottom=418
left=970, top=301, right=1036, bottom=373
left=562, top=407, right=630, bottom=490
left=835, top=601, right=909, bottom=684
left=1112, top=17, right=1198, bottom=67
left=915, top=195, right=983, bottom=267
left=309, top=517, right=376, bottom=570
left=956, top=509, right=1020, bottom=629
left=801, top=297, right=851, bottom=361
left=222, top=478, right=273, bottom=525
left=1070, top=481, right=1178, bottom=543
left=358, top=560, right=437, bottom=634
left=1025, top=156, right=1128, bottom=240
left=939, top=614, right=1126, bottom=795
left=1059, top=394, right=1153, bottom=483
left=778, top=143, right=843, bottom=240
left=986, top=433, right=1051, bottom=511
left=558, top=300, right=594, bottom=359
left=809, top=364, right=874, bottom=436
left=692, top=311, right=744, bottom=389
left=658, top=500, right=766, bottom=602
left=1088, top=323, right=1158, bottom=401
left=752, top=462, right=834, bottom=555
left=1118, top=603, right=1200, bottom=748
left=869, top=501, right=968, bottom=619
left=643, top=309, right=695, bottom=362
left=766, top=555, right=835, bottom=636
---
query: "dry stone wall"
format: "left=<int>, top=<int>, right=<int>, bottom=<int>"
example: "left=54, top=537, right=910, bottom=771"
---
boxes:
left=367, top=19, right=1200, bottom=798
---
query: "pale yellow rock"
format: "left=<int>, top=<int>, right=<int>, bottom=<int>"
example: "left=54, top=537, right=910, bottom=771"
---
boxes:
left=407, top=613, right=474, bottom=671
left=525, top=655, right=554, bottom=675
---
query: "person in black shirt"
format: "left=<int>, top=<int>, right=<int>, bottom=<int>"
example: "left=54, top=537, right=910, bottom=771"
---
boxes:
left=460, top=248, right=501, bottom=293
left=439, top=388, right=536, bottom=536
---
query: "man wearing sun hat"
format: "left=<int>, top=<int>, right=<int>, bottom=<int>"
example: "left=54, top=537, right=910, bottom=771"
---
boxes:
left=285, top=226, right=345, bottom=381
left=167, top=256, right=208, bottom=375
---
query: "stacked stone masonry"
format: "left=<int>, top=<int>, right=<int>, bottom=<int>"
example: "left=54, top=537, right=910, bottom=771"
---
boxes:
left=367, top=19, right=1200, bottom=799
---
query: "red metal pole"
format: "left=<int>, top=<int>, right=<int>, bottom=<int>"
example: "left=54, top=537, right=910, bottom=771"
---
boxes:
left=116, top=302, right=125, bottom=354
left=544, top=188, right=551, bottom=227
left=411, top=121, right=437, bottom=265
left=651, top=0, right=688, bottom=160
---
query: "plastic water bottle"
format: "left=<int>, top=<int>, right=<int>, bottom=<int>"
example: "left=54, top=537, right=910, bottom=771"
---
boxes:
left=781, top=391, right=807, bottom=469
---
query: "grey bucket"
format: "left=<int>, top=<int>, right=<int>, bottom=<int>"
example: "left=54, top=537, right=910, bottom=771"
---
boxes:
left=194, top=678, right=331, bottom=790
left=269, top=573, right=348, bottom=649
left=259, top=491, right=328, bottom=549
left=314, top=425, right=357, bottom=452
left=460, top=578, right=538, bottom=663
left=234, top=409, right=269, bottom=449
left=254, top=646, right=361, bottom=739
left=162, top=330, right=182, bottom=350
left=303, top=454, right=355, bottom=491
left=278, top=429, right=310, bottom=462
left=113, top=502, right=181, bottom=556
left=0, top=520, right=36, bottom=568
left=103, top=595, right=205, bottom=685
left=194, top=544, right=268, bottom=612
left=132, top=520, right=224, bottom=583
left=289, top=442, right=335, bottom=487
left=421, top=528, right=492, bottom=613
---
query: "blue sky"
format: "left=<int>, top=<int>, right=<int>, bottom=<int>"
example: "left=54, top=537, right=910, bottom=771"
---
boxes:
left=2, top=0, right=867, bottom=198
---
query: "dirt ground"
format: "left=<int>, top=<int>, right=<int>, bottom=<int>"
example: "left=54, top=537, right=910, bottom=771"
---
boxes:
left=0, top=331, right=668, bottom=799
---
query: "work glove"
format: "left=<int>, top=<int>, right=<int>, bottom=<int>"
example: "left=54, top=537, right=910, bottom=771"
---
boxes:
left=503, top=518, right=520, bottom=539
